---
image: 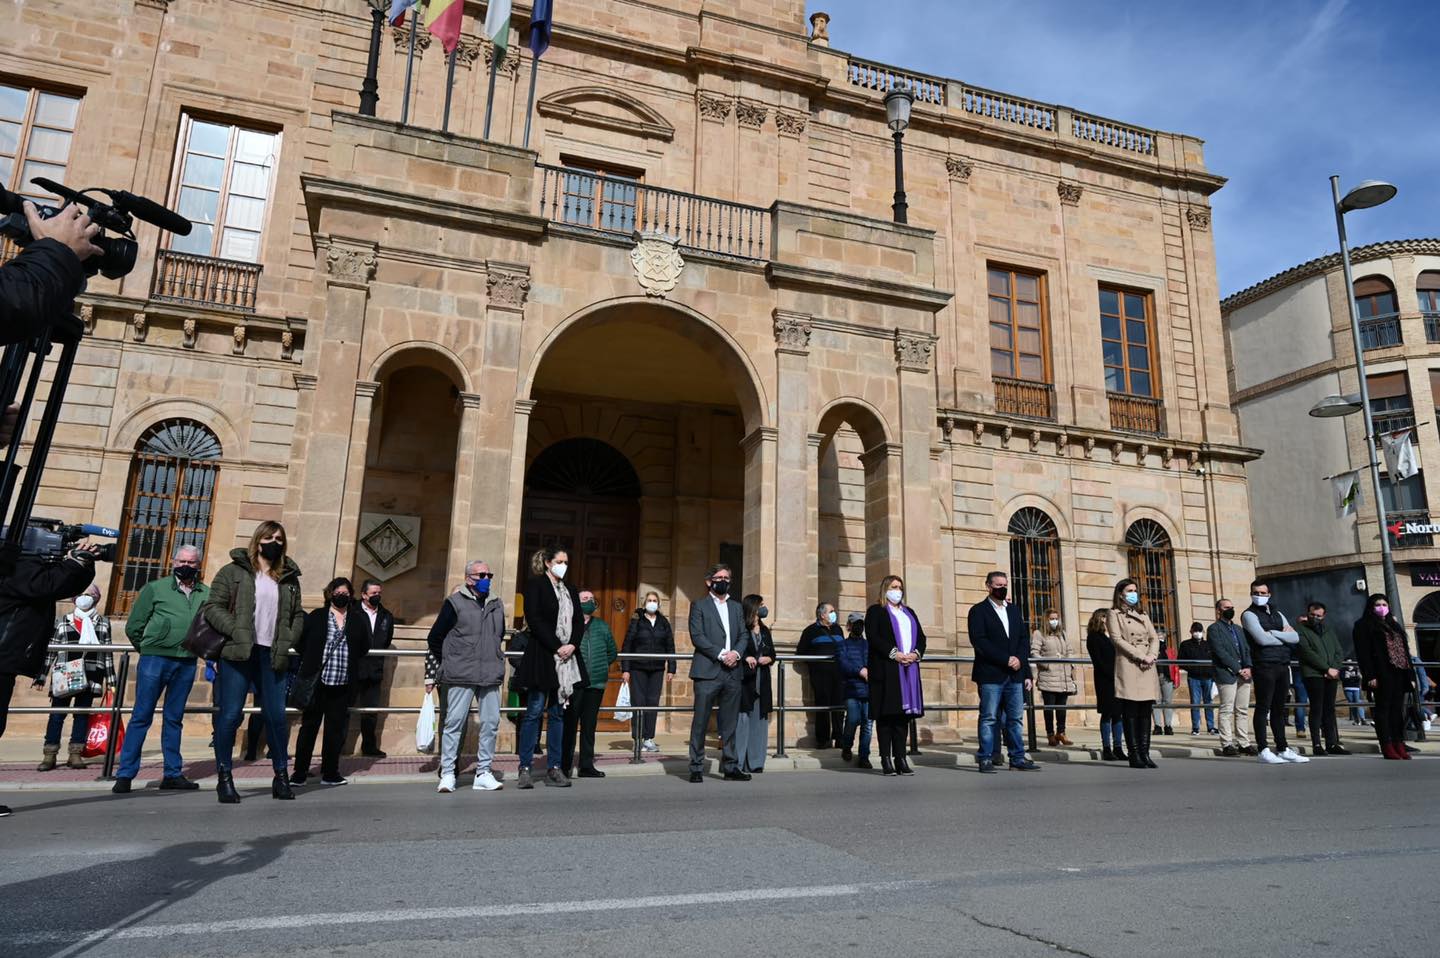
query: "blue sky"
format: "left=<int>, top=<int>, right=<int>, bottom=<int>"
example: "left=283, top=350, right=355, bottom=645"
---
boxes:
left=811, top=0, right=1437, bottom=297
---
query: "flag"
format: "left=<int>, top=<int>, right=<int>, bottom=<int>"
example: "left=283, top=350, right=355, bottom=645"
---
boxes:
left=1381, top=429, right=1420, bottom=482
left=1333, top=471, right=1362, bottom=519
left=486, top=0, right=513, bottom=52
left=425, top=0, right=464, bottom=55
left=529, top=0, right=553, bottom=58
left=388, top=0, right=419, bottom=26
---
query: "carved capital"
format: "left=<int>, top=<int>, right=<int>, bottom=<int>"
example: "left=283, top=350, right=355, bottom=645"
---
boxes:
left=79, top=303, right=95, bottom=335
left=483, top=40, right=520, bottom=77
left=735, top=101, right=768, bottom=130
left=698, top=94, right=732, bottom=123
left=1057, top=180, right=1084, bottom=206
left=894, top=330, right=934, bottom=372
left=773, top=310, right=812, bottom=354
left=945, top=155, right=974, bottom=182
left=457, top=391, right=483, bottom=410
left=1185, top=206, right=1211, bottom=231
left=355, top=380, right=381, bottom=400
left=486, top=262, right=531, bottom=309
left=293, top=373, right=318, bottom=391
left=775, top=110, right=807, bottom=137
left=391, top=23, right=432, bottom=56
left=131, top=311, right=147, bottom=343
left=231, top=324, right=247, bottom=356
left=182, top=317, right=197, bottom=349
left=455, top=37, right=484, bottom=69
left=326, top=243, right=378, bottom=287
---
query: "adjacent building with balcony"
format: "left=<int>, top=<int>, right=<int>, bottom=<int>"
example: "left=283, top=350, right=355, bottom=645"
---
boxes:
left=1223, top=238, right=1440, bottom=657
left=3, top=0, right=1256, bottom=741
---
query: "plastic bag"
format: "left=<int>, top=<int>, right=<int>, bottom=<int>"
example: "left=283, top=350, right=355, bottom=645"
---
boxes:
left=612, top=681, right=632, bottom=723
left=82, top=691, right=125, bottom=758
left=415, top=690, right=437, bottom=753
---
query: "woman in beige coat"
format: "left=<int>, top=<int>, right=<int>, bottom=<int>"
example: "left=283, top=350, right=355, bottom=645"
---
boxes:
left=1104, top=578, right=1160, bottom=769
left=1030, top=610, right=1079, bottom=746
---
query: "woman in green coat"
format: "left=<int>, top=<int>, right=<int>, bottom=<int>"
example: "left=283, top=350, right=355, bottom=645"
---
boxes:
left=203, top=520, right=305, bottom=804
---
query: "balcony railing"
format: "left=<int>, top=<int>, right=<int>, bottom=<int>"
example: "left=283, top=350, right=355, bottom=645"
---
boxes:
left=151, top=249, right=261, bottom=313
left=1424, top=312, right=1440, bottom=344
left=1387, top=509, right=1435, bottom=549
left=1107, top=392, right=1166, bottom=436
left=958, top=84, right=1055, bottom=130
left=994, top=376, right=1055, bottom=421
left=1359, top=313, right=1402, bottom=350
left=845, top=57, right=946, bottom=105
left=1072, top=112, right=1155, bottom=155
left=537, top=165, right=771, bottom=261
left=1372, top=409, right=1416, bottom=438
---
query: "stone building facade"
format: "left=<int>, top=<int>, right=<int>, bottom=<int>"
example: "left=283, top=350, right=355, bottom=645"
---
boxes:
left=1224, top=239, right=1440, bottom=657
left=3, top=0, right=1255, bottom=743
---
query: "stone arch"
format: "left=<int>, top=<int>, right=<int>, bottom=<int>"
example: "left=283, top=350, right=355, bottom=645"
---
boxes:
left=999, top=493, right=1074, bottom=541
left=814, top=399, right=900, bottom=616
left=525, top=405, right=672, bottom=500
left=1119, top=505, right=1184, bottom=549
left=366, top=340, right=473, bottom=393
left=110, top=398, right=242, bottom=461
left=537, top=86, right=676, bottom=141
left=816, top=397, right=892, bottom=451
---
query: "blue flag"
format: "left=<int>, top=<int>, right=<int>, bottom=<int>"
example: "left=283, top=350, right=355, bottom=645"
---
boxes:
left=529, top=0, right=554, bottom=57
left=388, top=0, right=419, bottom=26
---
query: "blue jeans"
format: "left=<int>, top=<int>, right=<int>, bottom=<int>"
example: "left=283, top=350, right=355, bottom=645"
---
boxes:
left=842, top=697, right=872, bottom=758
left=518, top=689, right=563, bottom=771
left=45, top=690, right=93, bottom=746
left=978, top=678, right=1025, bottom=764
left=1344, top=687, right=1368, bottom=723
left=1100, top=715, right=1124, bottom=749
left=1291, top=670, right=1309, bottom=732
left=117, top=655, right=197, bottom=779
left=1187, top=677, right=1215, bottom=731
left=214, top=646, right=289, bottom=774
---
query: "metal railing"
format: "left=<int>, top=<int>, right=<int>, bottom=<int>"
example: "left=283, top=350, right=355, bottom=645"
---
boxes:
left=993, top=376, right=1055, bottom=421
left=536, top=164, right=771, bottom=261
left=1387, top=509, right=1435, bottom=548
left=151, top=248, right=262, bottom=313
left=1425, top=312, right=1440, bottom=344
left=1107, top=391, right=1166, bottom=436
left=1371, top=409, right=1416, bottom=438
left=1359, top=313, right=1403, bottom=350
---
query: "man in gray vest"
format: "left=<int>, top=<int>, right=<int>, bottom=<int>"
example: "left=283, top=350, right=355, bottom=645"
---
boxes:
left=427, top=560, right=507, bottom=794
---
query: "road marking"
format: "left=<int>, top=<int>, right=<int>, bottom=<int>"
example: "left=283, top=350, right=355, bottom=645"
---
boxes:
left=4, top=880, right=919, bottom=946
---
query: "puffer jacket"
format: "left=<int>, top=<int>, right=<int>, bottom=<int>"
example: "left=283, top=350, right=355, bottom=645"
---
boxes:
left=1029, top=629, right=1079, bottom=694
left=202, top=548, right=305, bottom=672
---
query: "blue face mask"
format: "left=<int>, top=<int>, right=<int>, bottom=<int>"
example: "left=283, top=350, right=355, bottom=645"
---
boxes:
left=1124, top=591, right=1139, bottom=606
left=471, top=577, right=491, bottom=595
left=827, top=610, right=837, bottom=625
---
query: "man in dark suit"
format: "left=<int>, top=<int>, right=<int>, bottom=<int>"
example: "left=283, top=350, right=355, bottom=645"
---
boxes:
left=687, top=562, right=752, bottom=783
left=352, top=578, right=394, bottom=757
left=968, top=570, right=1038, bottom=773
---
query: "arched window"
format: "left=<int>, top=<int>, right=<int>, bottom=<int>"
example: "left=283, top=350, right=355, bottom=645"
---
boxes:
left=1126, top=519, right=1177, bottom=640
left=1007, top=507, right=1061, bottom=636
left=109, top=420, right=222, bottom=614
left=1413, top=592, right=1440, bottom=670
left=1419, top=272, right=1440, bottom=341
left=1354, top=276, right=1400, bottom=349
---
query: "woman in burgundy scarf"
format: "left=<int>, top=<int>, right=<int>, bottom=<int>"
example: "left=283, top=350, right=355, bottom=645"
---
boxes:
left=865, top=575, right=925, bottom=776
left=1352, top=593, right=1418, bottom=760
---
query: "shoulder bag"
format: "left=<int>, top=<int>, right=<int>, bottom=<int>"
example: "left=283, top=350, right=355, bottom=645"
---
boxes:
left=182, top=583, right=235, bottom=661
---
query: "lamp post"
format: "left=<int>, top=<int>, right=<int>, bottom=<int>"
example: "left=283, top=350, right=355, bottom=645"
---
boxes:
left=884, top=88, right=913, bottom=224
left=359, top=1, right=387, bottom=117
left=1331, top=175, right=1403, bottom=621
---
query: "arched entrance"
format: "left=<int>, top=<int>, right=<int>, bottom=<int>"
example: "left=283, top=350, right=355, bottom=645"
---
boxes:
left=815, top=400, right=894, bottom=615
left=1414, top=592, right=1440, bottom=677
left=1126, top=519, right=1178, bottom=640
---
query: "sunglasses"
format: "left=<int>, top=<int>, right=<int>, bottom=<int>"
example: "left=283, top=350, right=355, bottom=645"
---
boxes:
left=469, top=572, right=494, bottom=580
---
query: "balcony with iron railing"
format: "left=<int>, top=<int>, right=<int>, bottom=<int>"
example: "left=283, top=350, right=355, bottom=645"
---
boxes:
left=1424, top=311, right=1440, bottom=344
left=1107, top=392, right=1166, bottom=436
left=1371, top=408, right=1416, bottom=439
left=993, top=377, right=1056, bottom=421
left=1388, top=509, right=1435, bottom=549
left=150, top=249, right=261, bottom=313
left=1359, top=312, right=1403, bottom=350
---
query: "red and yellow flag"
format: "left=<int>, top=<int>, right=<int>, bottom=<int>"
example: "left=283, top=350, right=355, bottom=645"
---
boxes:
left=425, top=0, right=464, bottom=55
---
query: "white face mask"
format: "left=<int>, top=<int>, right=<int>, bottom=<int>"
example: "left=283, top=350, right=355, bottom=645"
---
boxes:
left=1192, top=631, right=1203, bottom=640
left=75, top=595, right=96, bottom=612
left=1047, top=618, right=1060, bottom=629
left=886, top=589, right=904, bottom=606
left=645, top=601, right=658, bottom=614
left=550, top=562, right=567, bottom=580
left=1253, top=595, right=1269, bottom=607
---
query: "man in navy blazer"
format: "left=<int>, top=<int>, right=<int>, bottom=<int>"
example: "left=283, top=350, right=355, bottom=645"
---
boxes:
left=686, top=562, right=752, bottom=783
left=968, top=571, right=1039, bottom=773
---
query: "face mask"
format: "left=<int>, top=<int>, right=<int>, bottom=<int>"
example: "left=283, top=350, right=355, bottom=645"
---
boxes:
left=827, top=610, right=837, bottom=624
left=259, top=541, right=283, bottom=562
left=174, top=565, right=198, bottom=583
left=886, top=589, right=904, bottom=606
left=1048, top=618, right=1060, bottom=629
left=1124, top=591, right=1139, bottom=606
left=758, top=606, right=769, bottom=620
left=75, top=595, right=96, bottom=612
left=580, top=600, right=597, bottom=615
left=1221, top=608, right=1235, bottom=621
left=1192, top=631, right=1203, bottom=640
left=645, top=601, right=659, bottom=614
left=1252, top=595, right=1269, bottom=607
left=331, top=594, right=350, bottom=609
left=990, top=586, right=1007, bottom=602
left=550, top=562, right=568, bottom=580
left=1374, top=605, right=1389, bottom=617
left=710, top=579, right=730, bottom=596
left=472, top=577, right=491, bottom=595
left=366, top=595, right=382, bottom=609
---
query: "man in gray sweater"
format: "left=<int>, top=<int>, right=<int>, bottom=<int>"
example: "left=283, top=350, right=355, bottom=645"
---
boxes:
left=427, top=560, right=508, bottom=794
left=1241, top=580, right=1309, bottom=765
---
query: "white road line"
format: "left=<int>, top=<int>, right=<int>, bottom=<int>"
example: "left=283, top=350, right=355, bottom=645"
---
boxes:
left=4, top=880, right=919, bottom=946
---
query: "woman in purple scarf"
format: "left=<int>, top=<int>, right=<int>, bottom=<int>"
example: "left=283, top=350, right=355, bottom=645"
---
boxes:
left=865, top=575, right=926, bottom=776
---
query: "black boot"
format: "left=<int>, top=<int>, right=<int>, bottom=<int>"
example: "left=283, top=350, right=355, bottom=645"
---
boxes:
left=1111, top=726, right=1128, bottom=762
left=1123, top=714, right=1144, bottom=768
left=1140, top=718, right=1158, bottom=768
left=272, top=773, right=295, bottom=801
left=1100, top=746, right=1116, bottom=761
left=216, top=770, right=240, bottom=804
left=881, top=755, right=896, bottom=776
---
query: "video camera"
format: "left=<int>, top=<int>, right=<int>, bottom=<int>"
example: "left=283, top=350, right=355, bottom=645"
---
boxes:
left=0, top=177, right=191, bottom=279
left=5, top=518, right=119, bottom=564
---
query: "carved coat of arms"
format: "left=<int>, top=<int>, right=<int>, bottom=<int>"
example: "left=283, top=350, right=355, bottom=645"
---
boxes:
left=630, top=232, right=684, bottom=297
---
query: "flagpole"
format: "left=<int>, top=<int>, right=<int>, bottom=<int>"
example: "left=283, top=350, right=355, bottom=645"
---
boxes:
left=522, top=52, right=539, bottom=149
left=441, top=46, right=458, bottom=132
left=482, top=45, right=501, bottom=140
left=400, top=7, right=420, bottom=126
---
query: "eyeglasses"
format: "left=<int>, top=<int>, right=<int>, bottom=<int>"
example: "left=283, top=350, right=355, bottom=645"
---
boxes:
left=470, top=572, right=494, bottom=580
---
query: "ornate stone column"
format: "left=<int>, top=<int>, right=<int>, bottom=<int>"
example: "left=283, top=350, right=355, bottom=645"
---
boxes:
left=741, top=425, right=779, bottom=604
left=894, top=330, right=940, bottom=626
left=773, top=310, right=812, bottom=633
left=448, top=392, right=483, bottom=588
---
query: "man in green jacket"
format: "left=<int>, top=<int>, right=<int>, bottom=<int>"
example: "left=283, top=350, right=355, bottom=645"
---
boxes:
left=1297, top=601, right=1349, bottom=756
left=562, top=588, right=618, bottom=779
left=112, top=544, right=210, bottom=794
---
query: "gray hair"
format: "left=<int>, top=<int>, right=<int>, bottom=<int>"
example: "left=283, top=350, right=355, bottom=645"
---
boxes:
left=465, top=559, right=488, bottom=575
left=172, top=542, right=201, bottom=560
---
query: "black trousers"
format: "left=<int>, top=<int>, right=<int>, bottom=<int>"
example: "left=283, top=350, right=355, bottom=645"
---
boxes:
left=0, top=672, right=14, bottom=739
left=1301, top=676, right=1340, bottom=749
left=629, top=669, right=665, bottom=740
left=562, top=686, right=604, bottom=773
left=809, top=665, right=844, bottom=745
left=1373, top=671, right=1410, bottom=746
left=1041, top=691, right=1069, bottom=734
left=875, top=715, right=907, bottom=762
left=294, top=682, right=351, bottom=780
left=352, top=676, right=385, bottom=752
left=1252, top=662, right=1289, bottom=752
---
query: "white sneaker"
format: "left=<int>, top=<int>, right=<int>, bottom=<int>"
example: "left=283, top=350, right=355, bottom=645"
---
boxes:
left=1258, top=748, right=1285, bottom=765
left=472, top=770, right=502, bottom=791
left=642, top=739, right=659, bottom=752
left=437, top=773, right=456, bottom=793
left=1279, top=747, right=1310, bottom=764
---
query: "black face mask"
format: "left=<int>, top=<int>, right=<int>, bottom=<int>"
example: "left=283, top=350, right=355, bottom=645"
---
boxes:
left=710, top=580, right=731, bottom=596
left=1221, top=608, right=1235, bottom=621
left=259, top=541, right=283, bottom=562
left=366, top=595, right=383, bottom=609
left=990, top=586, right=1008, bottom=602
left=174, top=565, right=198, bottom=583
left=331, top=594, right=350, bottom=610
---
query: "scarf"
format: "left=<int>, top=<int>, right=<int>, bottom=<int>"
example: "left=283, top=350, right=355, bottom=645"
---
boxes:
left=72, top=606, right=100, bottom=646
left=553, top=579, right=573, bottom=645
left=1383, top=624, right=1410, bottom=670
left=886, top=604, right=923, bottom=716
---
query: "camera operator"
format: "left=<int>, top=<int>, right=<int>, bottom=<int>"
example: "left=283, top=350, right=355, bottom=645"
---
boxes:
left=0, top=542, right=99, bottom=816
left=1, top=201, right=102, bottom=346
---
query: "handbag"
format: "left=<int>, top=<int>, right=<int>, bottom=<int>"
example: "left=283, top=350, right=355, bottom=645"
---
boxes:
left=82, top=691, right=125, bottom=758
left=288, top=671, right=319, bottom=709
left=182, top=585, right=236, bottom=660
left=49, top=657, right=88, bottom=698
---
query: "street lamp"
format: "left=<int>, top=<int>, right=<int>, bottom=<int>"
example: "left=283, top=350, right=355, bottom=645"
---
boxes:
left=359, top=1, right=387, bottom=117
left=884, top=88, right=913, bottom=224
left=1331, top=174, right=1402, bottom=621
left=1308, top=394, right=1363, bottom=418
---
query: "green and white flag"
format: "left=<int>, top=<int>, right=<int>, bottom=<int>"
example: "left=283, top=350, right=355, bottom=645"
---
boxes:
left=485, top=0, right=513, bottom=52
left=1332, top=470, right=1362, bottom=519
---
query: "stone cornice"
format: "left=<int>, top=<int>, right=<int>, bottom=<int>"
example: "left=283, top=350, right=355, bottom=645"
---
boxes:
left=939, top=410, right=1262, bottom=465
left=685, top=47, right=830, bottom=98
left=301, top=175, right=547, bottom=241
left=1221, top=237, right=1440, bottom=313
left=766, top=262, right=953, bottom=311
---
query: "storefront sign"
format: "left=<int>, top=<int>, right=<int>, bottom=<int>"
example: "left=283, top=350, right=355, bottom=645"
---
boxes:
left=1411, top=563, right=1440, bottom=587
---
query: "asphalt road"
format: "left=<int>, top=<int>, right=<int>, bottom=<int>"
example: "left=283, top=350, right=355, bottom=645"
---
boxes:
left=2, top=756, right=1438, bottom=957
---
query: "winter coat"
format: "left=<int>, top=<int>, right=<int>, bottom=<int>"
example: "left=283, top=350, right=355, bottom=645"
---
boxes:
left=124, top=575, right=210, bottom=658
left=836, top=636, right=870, bottom=700
left=201, top=548, right=305, bottom=672
left=355, top=603, right=395, bottom=684
left=44, top=612, right=115, bottom=697
left=578, top=616, right=618, bottom=690
left=298, top=606, right=372, bottom=686
left=517, top=574, right=586, bottom=693
left=620, top=612, right=676, bottom=673
left=0, top=554, right=96, bottom=678
left=1086, top=627, right=1119, bottom=716
left=1352, top=613, right=1416, bottom=690
left=796, top=621, right=842, bottom=699
left=1296, top=621, right=1345, bottom=680
left=1029, top=629, right=1078, bottom=694
left=1105, top=607, right=1160, bottom=702
left=428, top=590, right=508, bottom=688
left=1178, top=636, right=1214, bottom=680
left=865, top=603, right=926, bottom=719
left=740, top=624, right=775, bottom=716
left=0, top=238, right=86, bottom=346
